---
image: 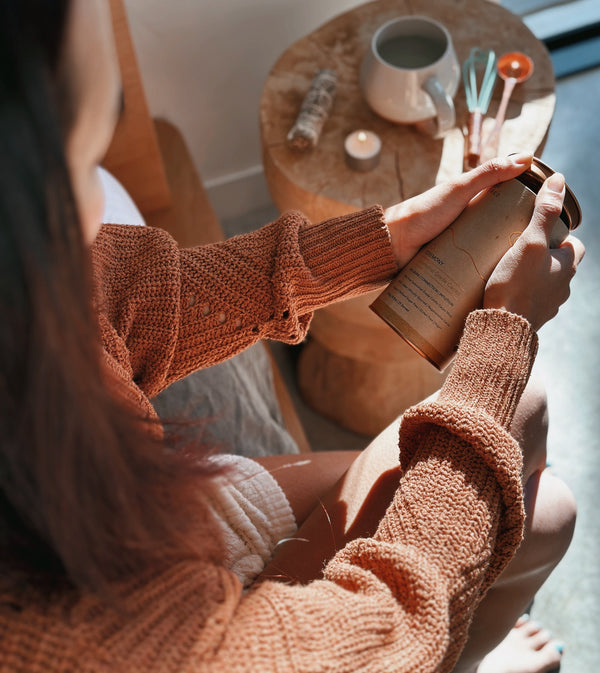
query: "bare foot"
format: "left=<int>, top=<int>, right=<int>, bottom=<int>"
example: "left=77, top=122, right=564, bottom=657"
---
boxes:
left=475, top=616, right=563, bottom=673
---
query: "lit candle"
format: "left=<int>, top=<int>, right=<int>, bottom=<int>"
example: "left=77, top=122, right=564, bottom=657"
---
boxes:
left=344, top=130, right=381, bottom=172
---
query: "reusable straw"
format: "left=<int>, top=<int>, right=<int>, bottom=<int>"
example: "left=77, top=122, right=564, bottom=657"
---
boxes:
left=462, top=47, right=497, bottom=167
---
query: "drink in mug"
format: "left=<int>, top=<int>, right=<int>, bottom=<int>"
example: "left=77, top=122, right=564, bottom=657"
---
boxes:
left=360, top=16, right=460, bottom=135
left=370, top=158, right=582, bottom=370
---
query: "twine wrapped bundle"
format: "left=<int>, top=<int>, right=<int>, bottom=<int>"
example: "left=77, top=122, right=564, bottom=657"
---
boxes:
left=286, top=69, right=338, bottom=151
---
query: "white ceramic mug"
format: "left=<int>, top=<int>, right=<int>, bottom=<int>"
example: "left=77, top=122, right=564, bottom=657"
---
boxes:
left=361, top=16, right=460, bottom=135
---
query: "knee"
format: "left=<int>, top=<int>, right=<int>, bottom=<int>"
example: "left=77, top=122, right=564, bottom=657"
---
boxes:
left=525, top=471, right=577, bottom=574
left=537, top=472, right=577, bottom=564
left=511, top=376, right=549, bottom=479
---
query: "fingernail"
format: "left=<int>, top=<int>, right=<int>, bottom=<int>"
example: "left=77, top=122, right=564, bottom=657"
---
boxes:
left=521, top=613, right=530, bottom=621
left=555, top=642, right=565, bottom=654
left=547, top=172, right=565, bottom=193
left=510, top=152, right=533, bottom=166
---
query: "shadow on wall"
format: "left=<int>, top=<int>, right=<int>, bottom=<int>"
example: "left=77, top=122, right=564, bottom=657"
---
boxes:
left=124, top=0, right=365, bottom=185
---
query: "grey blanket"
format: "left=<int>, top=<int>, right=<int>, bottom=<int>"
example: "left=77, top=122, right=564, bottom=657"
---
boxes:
left=152, top=342, right=299, bottom=457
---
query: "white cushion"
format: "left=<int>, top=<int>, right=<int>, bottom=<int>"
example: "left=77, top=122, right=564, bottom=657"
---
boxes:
left=99, top=166, right=146, bottom=226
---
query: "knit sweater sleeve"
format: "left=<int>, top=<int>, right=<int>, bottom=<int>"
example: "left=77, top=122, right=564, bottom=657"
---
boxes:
left=91, top=207, right=397, bottom=397
left=209, top=310, right=537, bottom=673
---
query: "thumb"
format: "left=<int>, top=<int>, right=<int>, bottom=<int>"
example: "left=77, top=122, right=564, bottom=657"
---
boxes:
left=524, top=172, right=566, bottom=247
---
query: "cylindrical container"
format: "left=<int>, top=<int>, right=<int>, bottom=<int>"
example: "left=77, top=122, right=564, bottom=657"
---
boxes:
left=370, top=158, right=582, bottom=370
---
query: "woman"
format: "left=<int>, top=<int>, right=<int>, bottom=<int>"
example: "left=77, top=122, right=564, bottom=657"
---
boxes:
left=0, top=1, right=585, bottom=672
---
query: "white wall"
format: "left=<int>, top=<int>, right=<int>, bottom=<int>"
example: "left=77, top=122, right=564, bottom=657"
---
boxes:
left=123, top=0, right=365, bottom=219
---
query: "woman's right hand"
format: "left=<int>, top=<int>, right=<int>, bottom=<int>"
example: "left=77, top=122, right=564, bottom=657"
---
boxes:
left=483, top=173, right=586, bottom=331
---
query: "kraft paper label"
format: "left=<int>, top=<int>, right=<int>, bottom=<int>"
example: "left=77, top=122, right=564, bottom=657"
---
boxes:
left=372, top=180, right=568, bottom=369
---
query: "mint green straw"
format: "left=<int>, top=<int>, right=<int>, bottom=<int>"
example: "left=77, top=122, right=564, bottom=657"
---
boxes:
left=463, top=48, right=497, bottom=166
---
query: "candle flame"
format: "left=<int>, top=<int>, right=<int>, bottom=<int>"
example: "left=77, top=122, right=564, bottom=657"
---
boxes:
left=357, top=131, right=368, bottom=142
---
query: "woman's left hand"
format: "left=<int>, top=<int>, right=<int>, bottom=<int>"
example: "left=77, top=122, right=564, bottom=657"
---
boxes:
left=384, top=153, right=533, bottom=268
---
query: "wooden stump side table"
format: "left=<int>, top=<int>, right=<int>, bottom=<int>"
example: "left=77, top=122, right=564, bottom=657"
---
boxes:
left=260, top=0, right=555, bottom=436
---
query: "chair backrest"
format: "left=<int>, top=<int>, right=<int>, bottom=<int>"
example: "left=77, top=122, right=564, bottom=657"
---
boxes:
left=103, top=0, right=171, bottom=218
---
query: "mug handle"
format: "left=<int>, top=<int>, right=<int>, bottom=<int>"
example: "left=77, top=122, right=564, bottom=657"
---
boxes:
left=422, top=76, right=455, bottom=136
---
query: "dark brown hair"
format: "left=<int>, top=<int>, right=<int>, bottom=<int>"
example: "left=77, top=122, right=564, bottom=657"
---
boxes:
left=0, top=0, right=221, bottom=604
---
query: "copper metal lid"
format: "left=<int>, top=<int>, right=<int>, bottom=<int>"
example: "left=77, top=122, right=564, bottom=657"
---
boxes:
left=514, top=157, right=582, bottom=230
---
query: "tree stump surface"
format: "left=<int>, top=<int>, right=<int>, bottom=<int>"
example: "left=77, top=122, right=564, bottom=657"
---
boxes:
left=260, top=0, right=555, bottom=435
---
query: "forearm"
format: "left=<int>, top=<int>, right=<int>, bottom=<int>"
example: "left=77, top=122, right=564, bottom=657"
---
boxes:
left=93, top=210, right=397, bottom=397
left=172, top=207, right=397, bottom=377
left=370, top=309, right=537, bottom=670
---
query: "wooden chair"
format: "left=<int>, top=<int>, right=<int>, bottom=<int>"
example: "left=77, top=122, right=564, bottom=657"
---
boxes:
left=102, top=0, right=311, bottom=453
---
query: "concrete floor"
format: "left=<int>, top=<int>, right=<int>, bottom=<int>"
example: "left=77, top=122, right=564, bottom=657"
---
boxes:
left=223, top=65, right=600, bottom=672
left=523, top=66, right=600, bottom=673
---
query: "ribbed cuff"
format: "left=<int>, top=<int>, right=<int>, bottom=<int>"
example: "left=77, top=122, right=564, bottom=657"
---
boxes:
left=296, top=206, right=399, bottom=308
left=439, top=309, right=538, bottom=429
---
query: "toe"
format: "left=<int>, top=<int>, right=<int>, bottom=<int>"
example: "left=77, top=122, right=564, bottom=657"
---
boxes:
left=521, top=619, right=543, bottom=637
left=530, top=628, right=554, bottom=650
left=537, top=640, right=563, bottom=672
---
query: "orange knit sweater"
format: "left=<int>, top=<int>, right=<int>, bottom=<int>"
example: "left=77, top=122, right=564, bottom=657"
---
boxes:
left=0, top=207, right=537, bottom=672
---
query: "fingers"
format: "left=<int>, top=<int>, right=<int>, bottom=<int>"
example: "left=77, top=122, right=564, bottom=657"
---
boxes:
left=465, top=152, right=533, bottom=188
left=549, top=235, right=585, bottom=306
left=409, top=152, right=534, bottom=221
left=556, top=234, right=586, bottom=269
left=449, top=152, right=533, bottom=202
